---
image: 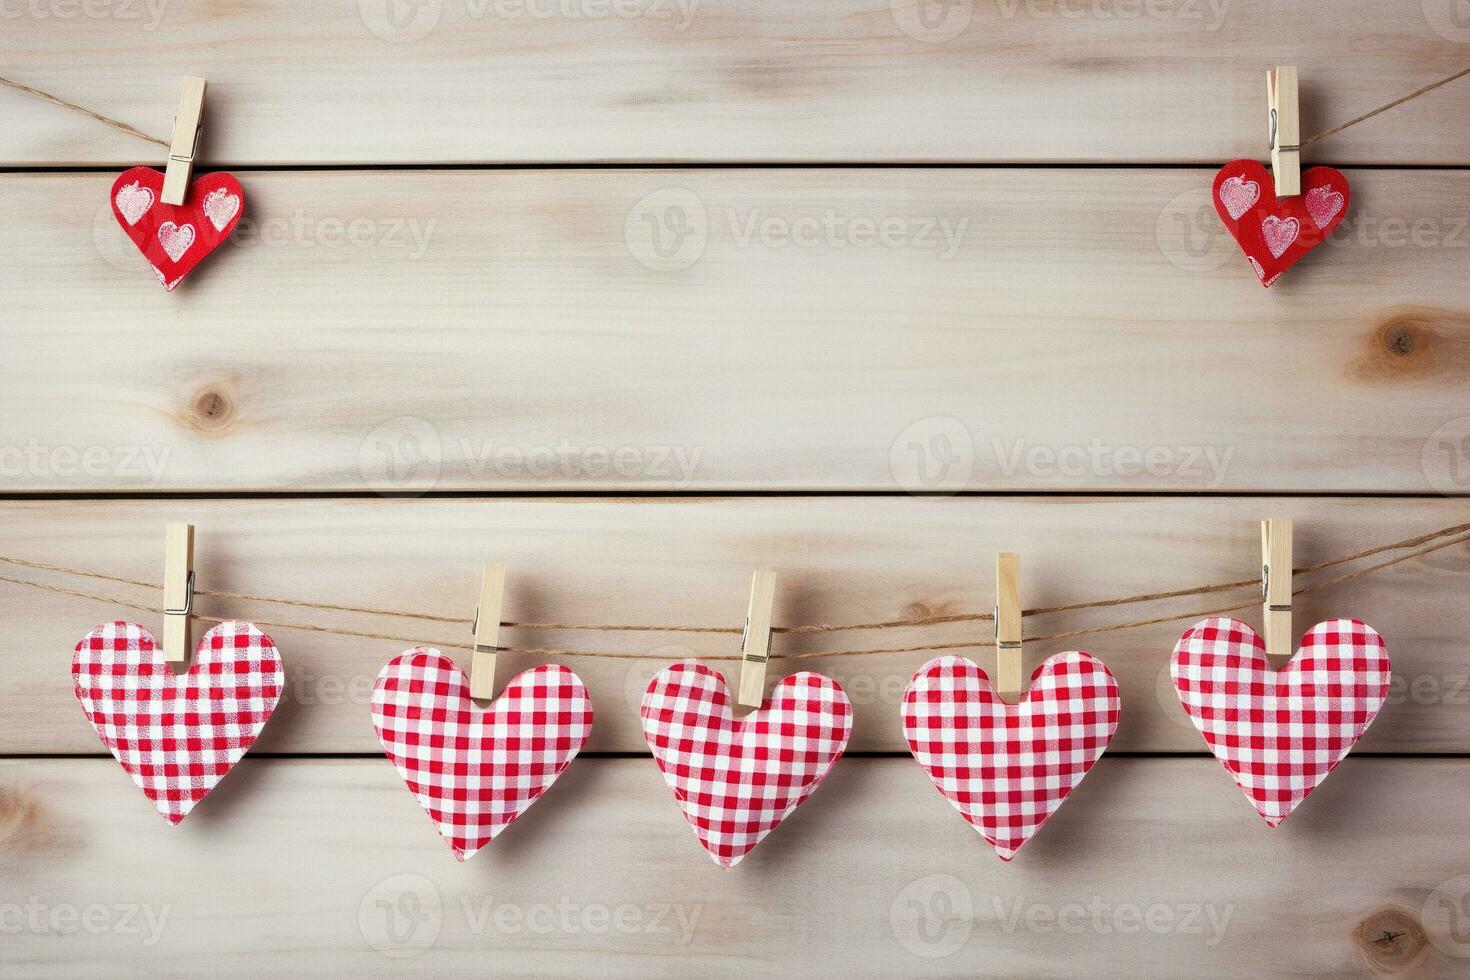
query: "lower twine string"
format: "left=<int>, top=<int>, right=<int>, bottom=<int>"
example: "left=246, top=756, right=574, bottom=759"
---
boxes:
left=3, top=65, right=1469, bottom=153
left=0, top=521, right=1466, bottom=661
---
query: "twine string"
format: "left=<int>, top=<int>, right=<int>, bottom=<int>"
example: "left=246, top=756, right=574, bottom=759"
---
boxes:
left=0, top=75, right=167, bottom=147
left=1, top=522, right=1465, bottom=661
left=1300, top=65, right=1470, bottom=148
left=2, top=520, right=1466, bottom=636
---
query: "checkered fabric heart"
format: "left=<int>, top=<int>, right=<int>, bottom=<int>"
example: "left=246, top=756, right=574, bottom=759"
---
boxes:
left=372, top=650, right=592, bottom=860
left=901, top=653, right=1119, bottom=861
left=72, top=620, right=283, bottom=825
left=640, top=660, right=851, bottom=868
left=1170, top=617, right=1390, bottom=827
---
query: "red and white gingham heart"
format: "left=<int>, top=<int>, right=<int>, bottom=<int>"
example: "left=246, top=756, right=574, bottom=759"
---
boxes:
left=902, top=653, right=1119, bottom=861
left=72, top=620, right=283, bottom=825
left=372, top=650, right=592, bottom=860
left=640, top=660, right=851, bottom=868
left=1170, top=617, right=1390, bottom=826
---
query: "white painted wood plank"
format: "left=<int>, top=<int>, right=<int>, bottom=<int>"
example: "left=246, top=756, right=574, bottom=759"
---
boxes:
left=4, top=169, right=1469, bottom=492
left=2, top=1, right=1469, bottom=164
left=0, top=757, right=1462, bottom=976
left=3, top=496, right=1466, bottom=755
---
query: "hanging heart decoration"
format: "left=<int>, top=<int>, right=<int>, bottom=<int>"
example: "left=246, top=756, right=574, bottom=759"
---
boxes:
left=72, top=620, right=283, bottom=824
left=1170, top=617, right=1390, bottom=826
left=901, top=653, right=1119, bottom=861
left=372, top=650, right=593, bottom=860
left=640, top=660, right=851, bottom=868
left=1211, top=160, right=1349, bottom=286
left=109, top=166, right=244, bottom=291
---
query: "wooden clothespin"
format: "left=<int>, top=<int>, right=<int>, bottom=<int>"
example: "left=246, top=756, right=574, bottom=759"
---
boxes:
left=161, top=77, right=207, bottom=206
left=470, top=563, right=507, bottom=701
left=162, top=522, right=194, bottom=663
left=1261, top=519, right=1294, bottom=667
left=735, top=569, right=777, bottom=709
left=994, top=553, right=1023, bottom=704
left=1267, top=66, right=1300, bottom=198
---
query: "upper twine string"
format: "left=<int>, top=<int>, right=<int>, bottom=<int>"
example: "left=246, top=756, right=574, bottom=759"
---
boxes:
left=4, top=65, right=1470, bottom=154
left=0, top=521, right=1466, bottom=660
left=0, top=75, right=167, bottom=147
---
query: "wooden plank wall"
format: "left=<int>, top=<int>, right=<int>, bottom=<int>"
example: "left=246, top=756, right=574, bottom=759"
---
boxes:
left=3, top=2, right=1470, bottom=976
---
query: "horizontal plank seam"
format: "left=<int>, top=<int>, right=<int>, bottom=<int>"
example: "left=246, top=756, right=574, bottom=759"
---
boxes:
left=6, top=162, right=1470, bottom=175
left=2, top=752, right=1462, bottom=760
left=3, top=490, right=1470, bottom=502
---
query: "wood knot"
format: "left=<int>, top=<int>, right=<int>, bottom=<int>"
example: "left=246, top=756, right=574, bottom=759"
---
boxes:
left=0, top=785, right=39, bottom=848
left=902, top=602, right=936, bottom=621
left=189, top=388, right=235, bottom=432
left=1382, top=322, right=1418, bottom=357
left=901, top=600, right=965, bottom=624
left=1351, top=907, right=1427, bottom=973
left=1346, top=307, right=1470, bottom=385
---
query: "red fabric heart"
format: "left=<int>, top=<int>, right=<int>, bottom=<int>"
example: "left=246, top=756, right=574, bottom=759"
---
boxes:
left=372, top=650, right=593, bottom=860
left=901, top=653, right=1119, bottom=861
left=1212, top=160, right=1349, bottom=287
left=640, top=660, right=851, bottom=868
left=110, top=166, right=244, bottom=291
left=72, top=620, right=283, bottom=824
left=1170, top=617, right=1390, bottom=826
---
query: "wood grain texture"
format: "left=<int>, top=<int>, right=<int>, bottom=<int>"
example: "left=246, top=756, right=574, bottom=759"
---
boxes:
left=4, top=496, right=1467, bottom=755
left=0, top=757, right=1464, bottom=977
left=5, top=169, right=1470, bottom=492
left=3, top=1, right=1470, bottom=164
